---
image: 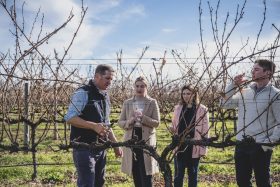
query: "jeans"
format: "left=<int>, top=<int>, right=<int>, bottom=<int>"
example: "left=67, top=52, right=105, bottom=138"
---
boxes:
left=235, top=144, right=272, bottom=187
left=73, top=148, right=106, bottom=187
left=132, top=127, right=153, bottom=187
left=174, top=156, right=200, bottom=187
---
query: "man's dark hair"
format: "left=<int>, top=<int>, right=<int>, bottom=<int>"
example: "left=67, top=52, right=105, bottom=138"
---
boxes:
left=94, top=64, right=115, bottom=75
left=255, top=59, right=276, bottom=74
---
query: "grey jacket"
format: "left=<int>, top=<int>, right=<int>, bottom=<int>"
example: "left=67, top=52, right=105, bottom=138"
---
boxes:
left=222, top=82, right=280, bottom=143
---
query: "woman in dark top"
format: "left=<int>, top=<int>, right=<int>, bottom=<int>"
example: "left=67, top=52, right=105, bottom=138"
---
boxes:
left=170, top=85, right=209, bottom=187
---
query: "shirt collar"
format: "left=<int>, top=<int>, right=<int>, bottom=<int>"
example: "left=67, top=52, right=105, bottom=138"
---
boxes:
left=90, top=79, right=108, bottom=96
left=250, top=82, right=271, bottom=93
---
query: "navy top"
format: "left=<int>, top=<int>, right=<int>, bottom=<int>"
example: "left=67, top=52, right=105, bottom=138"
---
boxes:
left=177, top=104, right=196, bottom=163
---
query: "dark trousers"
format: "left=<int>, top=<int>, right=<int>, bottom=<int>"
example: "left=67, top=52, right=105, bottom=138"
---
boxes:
left=235, top=144, right=272, bottom=187
left=132, top=127, right=153, bottom=187
left=174, top=156, right=200, bottom=187
left=73, top=148, right=106, bottom=187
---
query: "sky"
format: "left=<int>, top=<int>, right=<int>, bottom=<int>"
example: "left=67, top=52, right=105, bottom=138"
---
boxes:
left=1, top=0, right=280, bottom=79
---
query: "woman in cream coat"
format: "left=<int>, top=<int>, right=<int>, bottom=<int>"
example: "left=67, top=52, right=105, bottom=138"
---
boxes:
left=118, top=76, right=160, bottom=187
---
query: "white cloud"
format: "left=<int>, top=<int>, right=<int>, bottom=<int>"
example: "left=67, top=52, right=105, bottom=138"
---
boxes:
left=111, top=24, right=280, bottom=79
left=1, top=0, right=278, bottom=79
left=23, top=0, right=79, bottom=24
left=123, top=5, right=146, bottom=17
left=90, top=0, right=122, bottom=15
left=0, top=0, right=145, bottom=60
left=112, top=4, right=145, bottom=24
left=161, top=28, right=176, bottom=33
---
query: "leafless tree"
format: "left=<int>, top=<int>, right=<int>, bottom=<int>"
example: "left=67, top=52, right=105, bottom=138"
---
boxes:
left=0, top=0, right=279, bottom=186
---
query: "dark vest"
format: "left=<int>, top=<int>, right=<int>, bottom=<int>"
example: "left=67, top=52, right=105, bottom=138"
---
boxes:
left=70, top=81, right=108, bottom=144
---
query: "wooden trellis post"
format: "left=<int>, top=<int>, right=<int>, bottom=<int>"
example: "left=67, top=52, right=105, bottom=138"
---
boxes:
left=24, top=81, right=29, bottom=148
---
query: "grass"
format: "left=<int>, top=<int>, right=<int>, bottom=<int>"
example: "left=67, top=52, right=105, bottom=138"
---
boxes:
left=0, top=116, right=279, bottom=186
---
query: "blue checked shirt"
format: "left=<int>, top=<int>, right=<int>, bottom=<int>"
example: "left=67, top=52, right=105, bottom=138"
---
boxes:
left=64, top=88, right=110, bottom=125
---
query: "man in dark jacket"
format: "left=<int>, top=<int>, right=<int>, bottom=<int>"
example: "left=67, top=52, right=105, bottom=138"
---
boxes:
left=64, top=64, right=122, bottom=187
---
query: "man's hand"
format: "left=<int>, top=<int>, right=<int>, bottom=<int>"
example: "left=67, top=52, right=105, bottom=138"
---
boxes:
left=93, top=122, right=110, bottom=137
left=114, top=147, right=123, bottom=158
left=233, top=73, right=247, bottom=86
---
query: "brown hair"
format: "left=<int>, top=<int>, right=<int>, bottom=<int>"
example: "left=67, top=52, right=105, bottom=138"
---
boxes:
left=94, top=64, right=115, bottom=75
left=179, top=85, right=200, bottom=105
left=255, top=59, right=276, bottom=79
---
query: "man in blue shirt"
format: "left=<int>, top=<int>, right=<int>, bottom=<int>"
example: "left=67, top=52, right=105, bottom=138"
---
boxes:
left=64, top=64, right=122, bottom=187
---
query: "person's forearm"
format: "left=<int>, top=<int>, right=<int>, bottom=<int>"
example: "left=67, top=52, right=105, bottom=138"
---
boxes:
left=141, top=114, right=160, bottom=128
left=67, top=116, right=96, bottom=131
left=108, top=129, right=118, bottom=142
left=224, top=83, right=237, bottom=99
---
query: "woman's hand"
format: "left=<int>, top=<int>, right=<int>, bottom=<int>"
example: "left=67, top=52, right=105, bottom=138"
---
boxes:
left=168, top=126, right=176, bottom=134
left=114, top=147, right=123, bottom=158
left=128, top=116, right=136, bottom=125
left=125, top=117, right=135, bottom=129
left=134, top=109, right=143, bottom=119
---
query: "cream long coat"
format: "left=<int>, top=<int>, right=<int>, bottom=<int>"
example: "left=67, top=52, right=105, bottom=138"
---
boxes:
left=172, top=104, right=209, bottom=158
left=118, top=96, right=160, bottom=176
